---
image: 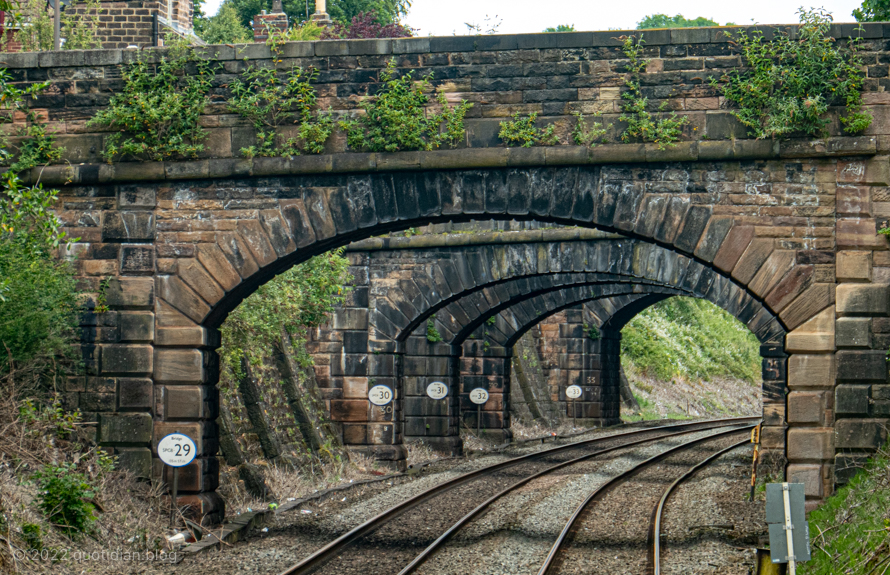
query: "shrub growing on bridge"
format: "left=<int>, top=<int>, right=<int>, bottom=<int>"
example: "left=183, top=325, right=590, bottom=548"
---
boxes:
left=498, top=112, right=559, bottom=148
left=88, top=44, right=214, bottom=162
left=0, top=70, right=66, bottom=173
left=619, top=36, right=689, bottom=149
left=228, top=65, right=334, bottom=158
left=340, top=60, right=472, bottom=153
left=713, top=8, right=872, bottom=139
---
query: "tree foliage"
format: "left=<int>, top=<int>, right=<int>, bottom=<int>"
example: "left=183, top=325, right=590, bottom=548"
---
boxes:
left=327, top=0, right=410, bottom=26
left=637, top=13, right=721, bottom=29
left=714, top=8, right=871, bottom=139
left=219, top=250, right=351, bottom=377
left=12, top=0, right=101, bottom=51
left=853, top=0, right=890, bottom=22
left=323, top=10, right=413, bottom=38
left=543, top=24, right=574, bottom=32
left=215, top=0, right=409, bottom=32
left=195, top=1, right=251, bottom=44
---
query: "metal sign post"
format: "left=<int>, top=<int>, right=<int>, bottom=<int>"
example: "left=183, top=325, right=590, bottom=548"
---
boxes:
left=566, top=385, right=582, bottom=427
left=766, top=482, right=811, bottom=573
left=469, top=388, right=489, bottom=437
left=157, top=432, right=197, bottom=528
left=750, top=424, right=761, bottom=500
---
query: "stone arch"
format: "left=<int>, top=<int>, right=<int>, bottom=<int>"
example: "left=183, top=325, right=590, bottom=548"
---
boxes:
left=152, top=165, right=830, bottom=334
left=76, top=159, right=851, bottom=519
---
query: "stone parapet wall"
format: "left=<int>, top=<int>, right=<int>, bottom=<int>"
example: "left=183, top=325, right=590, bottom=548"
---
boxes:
left=5, top=23, right=890, bottom=167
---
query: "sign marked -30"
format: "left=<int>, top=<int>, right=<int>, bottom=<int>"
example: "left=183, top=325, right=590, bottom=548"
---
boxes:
left=368, top=385, right=394, bottom=406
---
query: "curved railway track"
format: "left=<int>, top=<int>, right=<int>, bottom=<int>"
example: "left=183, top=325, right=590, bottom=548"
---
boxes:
left=647, top=435, right=753, bottom=575
left=279, top=417, right=758, bottom=575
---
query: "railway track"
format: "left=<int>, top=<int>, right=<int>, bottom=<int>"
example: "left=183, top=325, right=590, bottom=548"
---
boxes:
left=537, top=425, right=755, bottom=575
left=279, top=417, right=758, bottom=575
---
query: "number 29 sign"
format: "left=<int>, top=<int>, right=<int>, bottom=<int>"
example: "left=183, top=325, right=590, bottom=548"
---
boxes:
left=158, top=433, right=197, bottom=467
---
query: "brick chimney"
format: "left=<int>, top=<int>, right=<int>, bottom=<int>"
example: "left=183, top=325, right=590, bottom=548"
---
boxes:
left=253, top=0, right=288, bottom=42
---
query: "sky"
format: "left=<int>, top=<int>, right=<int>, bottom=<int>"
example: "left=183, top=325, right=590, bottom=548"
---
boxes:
left=204, top=0, right=865, bottom=33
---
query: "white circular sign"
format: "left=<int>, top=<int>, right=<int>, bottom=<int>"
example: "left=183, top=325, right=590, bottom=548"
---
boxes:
left=157, top=433, right=197, bottom=467
left=368, top=385, right=394, bottom=406
left=427, top=381, right=448, bottom=400
left=566, top=385, right=583, bottom=399
left=469, top=388, right=489, bottom=405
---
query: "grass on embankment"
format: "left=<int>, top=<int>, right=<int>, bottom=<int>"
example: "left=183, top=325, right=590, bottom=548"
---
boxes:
left=620, top=297, right=763, bottom=421
left=801, top=443, right=890, bottom=574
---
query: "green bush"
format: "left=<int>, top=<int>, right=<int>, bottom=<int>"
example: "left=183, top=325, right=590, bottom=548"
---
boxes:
left=88, top=44, right=214, bottom=162
left=621, top=297, right=761, bottom=382
left=0, top=70, right=66, bottom=173
left=714, top=8, right=871, bottom=139
left=619, top=36, right=689, bottom=149
left=340, top=60, right=472, bottom=153
left=0, top=171, right=79, bottom=379
left=498, top=112, right=559, bottom=147
left=228, top=65, right=333, bottom=158
left=32, top=463, right=97, bottom=537
left=426, top=319, right=443, bottom=343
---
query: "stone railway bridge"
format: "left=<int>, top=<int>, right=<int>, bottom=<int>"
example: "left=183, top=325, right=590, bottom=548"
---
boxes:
left=325, top=228, right=782, bottom=459
left=11, top=24, right=890, bottom=521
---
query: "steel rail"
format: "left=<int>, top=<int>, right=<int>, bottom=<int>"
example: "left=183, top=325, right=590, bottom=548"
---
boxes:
left=397, top=422, right=755, bottom=575
left=278, top=416, right=758, bottom=575
left=647, top=437, right=751, bottom=575
left=536, top=424, right=757, bottom=575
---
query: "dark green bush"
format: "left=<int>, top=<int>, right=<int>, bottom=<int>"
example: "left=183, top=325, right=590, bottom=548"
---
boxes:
left=32, top=463, right=97, bottom=537
left=87, top=44, right=214, bottom=162
left=340, top=60, right=472, bottom=153
left=714, top=8, right=871, bottom=139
